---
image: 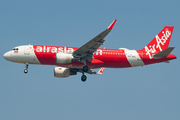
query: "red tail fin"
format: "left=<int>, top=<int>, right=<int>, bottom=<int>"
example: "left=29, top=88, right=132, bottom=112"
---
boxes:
left=140, top=26, right=174, bottom=59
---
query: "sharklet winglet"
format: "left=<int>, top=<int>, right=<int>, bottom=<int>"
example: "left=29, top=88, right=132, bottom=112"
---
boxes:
left=97, top=67, right=105, bottom=74
left=107, top=19, right=117, bottom=30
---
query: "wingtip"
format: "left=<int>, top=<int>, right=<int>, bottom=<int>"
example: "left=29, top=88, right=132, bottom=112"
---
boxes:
left=107, top=19, right=117, bottom=30
left=97, top=67, right=105, bottom=74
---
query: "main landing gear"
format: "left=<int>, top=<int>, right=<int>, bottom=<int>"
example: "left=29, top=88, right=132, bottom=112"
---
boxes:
left=81, top=74, right=87, bottom=82
left=83, top=65, right=88, bottom=72
left=24, top=63, right=29, bottom=74
left=81, top=65, right=89, bottom=82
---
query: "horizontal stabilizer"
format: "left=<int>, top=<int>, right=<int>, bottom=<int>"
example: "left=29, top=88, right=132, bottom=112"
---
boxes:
left=153, top=47, right=175, bottom=59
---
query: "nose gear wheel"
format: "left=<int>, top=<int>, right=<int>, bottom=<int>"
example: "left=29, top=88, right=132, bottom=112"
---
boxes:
left=24, top=63, right=29, bottom=74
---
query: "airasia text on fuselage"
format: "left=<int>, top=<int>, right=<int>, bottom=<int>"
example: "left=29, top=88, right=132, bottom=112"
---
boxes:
left=33, top=46, right=103, bottom=55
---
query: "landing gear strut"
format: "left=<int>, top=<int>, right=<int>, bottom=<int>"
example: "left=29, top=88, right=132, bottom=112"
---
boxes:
left=81, top=65, right=89, bottom=82
left=24, top=63, right=29, bottom=74
left=80, top=58, right=88, bottom=82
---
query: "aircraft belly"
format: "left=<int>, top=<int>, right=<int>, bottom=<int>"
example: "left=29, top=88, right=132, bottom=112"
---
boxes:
left=56, top=59, right=104, bottom=69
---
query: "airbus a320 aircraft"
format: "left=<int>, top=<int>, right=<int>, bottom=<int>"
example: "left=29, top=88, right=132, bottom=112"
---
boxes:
left=3, top=19, right=177, bottom=82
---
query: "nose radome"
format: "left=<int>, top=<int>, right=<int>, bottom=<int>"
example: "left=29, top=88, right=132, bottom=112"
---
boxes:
left=3, top=52, right=10, bottom=60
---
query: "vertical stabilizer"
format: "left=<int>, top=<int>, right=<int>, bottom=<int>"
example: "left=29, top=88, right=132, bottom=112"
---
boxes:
left=140, top=26, right=174, bottom=59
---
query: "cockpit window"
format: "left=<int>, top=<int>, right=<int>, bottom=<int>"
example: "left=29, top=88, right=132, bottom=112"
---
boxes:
left=12, top=48, right=18, bottom=51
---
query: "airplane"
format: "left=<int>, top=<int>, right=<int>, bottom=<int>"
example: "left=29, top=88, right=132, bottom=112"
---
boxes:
left=3, top=19, right=177, bottom=82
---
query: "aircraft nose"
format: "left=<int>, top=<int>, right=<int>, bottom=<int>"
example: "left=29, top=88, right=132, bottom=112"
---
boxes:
left=3, top=51, right=11, bottom=61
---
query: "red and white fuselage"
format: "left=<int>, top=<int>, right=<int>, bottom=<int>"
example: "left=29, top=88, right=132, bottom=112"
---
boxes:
left=3, top=19, right=177, bottom=81
left=3, top=45, right=176, bottom=68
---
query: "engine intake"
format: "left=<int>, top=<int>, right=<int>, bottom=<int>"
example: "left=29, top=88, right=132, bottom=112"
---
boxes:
left=54, top=67, right=77, bottom=78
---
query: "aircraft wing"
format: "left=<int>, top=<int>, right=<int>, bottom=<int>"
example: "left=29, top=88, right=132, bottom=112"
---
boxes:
left=73, top=19, right=117, bottom=63
left=70, top=67, right=105, bottom=75
left=87, top=67, right=105, bottom=74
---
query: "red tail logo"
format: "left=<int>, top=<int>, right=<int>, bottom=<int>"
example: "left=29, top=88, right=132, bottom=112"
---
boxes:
left=141, top=26, right=174, bottom=59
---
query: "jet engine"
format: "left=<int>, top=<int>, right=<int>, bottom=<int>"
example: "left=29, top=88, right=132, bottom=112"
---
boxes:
left=54, top=67, right=77, bottom=78
left=56, top=53, right=74, bottom=64
left=56, top=53, right=79, bottom=64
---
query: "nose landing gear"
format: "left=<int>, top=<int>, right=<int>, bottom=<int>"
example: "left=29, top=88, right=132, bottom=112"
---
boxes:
left=24, top=63, right=29, bottom=74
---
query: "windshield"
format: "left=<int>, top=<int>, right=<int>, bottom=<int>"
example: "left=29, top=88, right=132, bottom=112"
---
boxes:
left=12, top=48, right=18, bottom=51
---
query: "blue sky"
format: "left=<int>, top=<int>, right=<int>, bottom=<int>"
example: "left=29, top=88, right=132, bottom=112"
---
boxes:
left=1, top=0, right=180, bottom=120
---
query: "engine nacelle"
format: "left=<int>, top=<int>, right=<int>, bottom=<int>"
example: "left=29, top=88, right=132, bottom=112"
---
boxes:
left=56, top=53, right=74, bottom=64
left=54, top=67, right=77, bottom=78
